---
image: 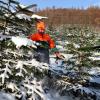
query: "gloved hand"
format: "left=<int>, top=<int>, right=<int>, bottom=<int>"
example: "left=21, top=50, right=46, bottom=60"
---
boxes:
left=55, top=52, right=60, bottom=58
left=55, top=52, right=65, bottom=60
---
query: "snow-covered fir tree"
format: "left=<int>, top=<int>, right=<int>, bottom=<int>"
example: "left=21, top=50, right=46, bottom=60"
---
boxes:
left=0, top=0, right=49, bottom=100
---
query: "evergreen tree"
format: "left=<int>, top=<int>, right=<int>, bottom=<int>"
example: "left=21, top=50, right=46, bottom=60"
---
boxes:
left=0, top=0, right=48, bottom=99
left=53, top=25, right=100, bottom=79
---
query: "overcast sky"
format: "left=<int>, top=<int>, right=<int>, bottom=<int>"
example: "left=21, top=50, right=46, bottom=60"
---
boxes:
left=18, top=0, right=100, bottom=9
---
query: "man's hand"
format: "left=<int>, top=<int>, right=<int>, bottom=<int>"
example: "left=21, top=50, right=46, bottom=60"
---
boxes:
left=55, top=52, right=65, bottom=60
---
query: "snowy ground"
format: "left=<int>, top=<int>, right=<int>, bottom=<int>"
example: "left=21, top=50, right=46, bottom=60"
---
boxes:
left=0, top=91, right=74, bottom=100
left=0, top=92, right=15, bottom=100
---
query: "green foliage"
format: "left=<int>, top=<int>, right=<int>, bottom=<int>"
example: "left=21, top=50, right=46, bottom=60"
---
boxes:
left=50, top=25, right=99, bottom=72
left=0, top=0, right=34, bottom=36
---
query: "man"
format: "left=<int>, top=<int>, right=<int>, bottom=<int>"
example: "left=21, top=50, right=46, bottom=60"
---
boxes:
left=28, top=27, right=61, bottom=64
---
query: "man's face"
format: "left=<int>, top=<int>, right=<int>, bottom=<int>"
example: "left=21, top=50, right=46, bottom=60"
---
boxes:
left=38, top=29, right=45, bottom=34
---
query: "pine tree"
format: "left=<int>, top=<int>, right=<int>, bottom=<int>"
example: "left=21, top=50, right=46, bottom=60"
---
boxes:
left=0, top=1, right=48, bottom=99
left=53, top=25, right=100, bottom=80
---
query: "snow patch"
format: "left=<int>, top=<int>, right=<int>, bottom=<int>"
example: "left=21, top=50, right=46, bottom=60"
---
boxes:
left=16, top=14, right=31, bottom=20
left=31, top=14, right=48, bottom=19
left=90, top=77, right=100, bottom=84
left=89, top=67, right=100, bottom=75
left=11, top=36, right=37, bottom=48
left=89, top=57, right=100, bottom=61
left=0, top=92, right=15, bottom=100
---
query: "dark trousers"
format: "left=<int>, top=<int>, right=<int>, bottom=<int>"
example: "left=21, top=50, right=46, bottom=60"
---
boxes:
left=34, top=47, right=49, bottom=64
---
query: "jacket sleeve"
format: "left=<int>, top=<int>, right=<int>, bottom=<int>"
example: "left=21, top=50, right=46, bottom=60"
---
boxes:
left=28, top=33, right=37, bottom=41
left=49, top=37, right=55, bottom=49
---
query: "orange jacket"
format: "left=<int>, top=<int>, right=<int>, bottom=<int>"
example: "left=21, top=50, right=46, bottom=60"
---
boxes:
left=29, top=33, right=55, bottom=49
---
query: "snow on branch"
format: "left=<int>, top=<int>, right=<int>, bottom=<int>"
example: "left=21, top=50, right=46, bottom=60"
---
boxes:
left=0, top=62, right=12, bottom=84
left=31, top=14, right=48, bottom=19
left=16, top=14, right=31, bottom=21
left=22, top=78, right=46, bottom=100
left=11, top=36, right=37, bottom=49
left=15, top=61, right=27, bottom=77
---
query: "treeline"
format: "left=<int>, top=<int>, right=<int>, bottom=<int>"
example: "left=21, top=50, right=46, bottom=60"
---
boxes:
left=37, top=7, right=100, bottom=27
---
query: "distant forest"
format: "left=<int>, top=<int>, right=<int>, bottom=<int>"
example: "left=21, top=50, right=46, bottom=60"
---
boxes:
left=37, top=7, right=100, bottom=27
